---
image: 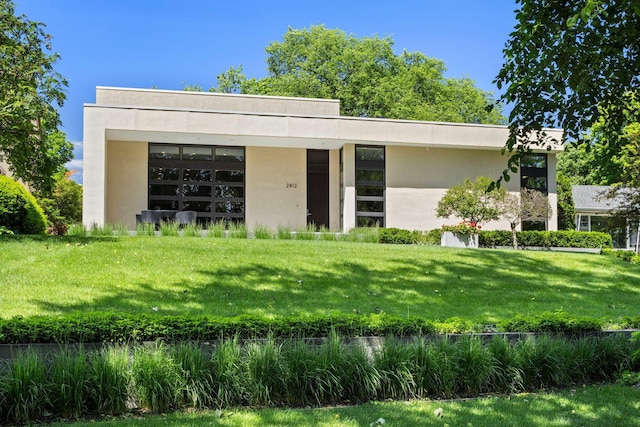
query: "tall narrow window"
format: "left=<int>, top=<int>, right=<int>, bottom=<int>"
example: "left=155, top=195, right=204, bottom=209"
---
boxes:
left=520, top=153, right=548, bottom=230
left=355, top=145, right=385, bottom=227
left=148, top=144, right=245, bottom=225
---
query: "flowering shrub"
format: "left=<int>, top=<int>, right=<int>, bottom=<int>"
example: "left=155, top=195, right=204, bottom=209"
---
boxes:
left=441, top=222, right=482, bottom=235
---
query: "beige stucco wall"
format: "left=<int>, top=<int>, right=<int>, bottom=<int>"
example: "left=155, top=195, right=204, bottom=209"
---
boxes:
left=245, top=146, right=307, bottom=230
left=328, top=149, right=341, bottom=231
left=385, top=146, right=558, bottom=231
left=105, top=140, right=148, bottom=227
left=342, top=144, right=356, bottom=231
left=95, top=87, right=341, bottom=117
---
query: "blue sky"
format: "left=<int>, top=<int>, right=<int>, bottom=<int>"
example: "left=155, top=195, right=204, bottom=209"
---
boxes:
left=16, top=0, right=518, bottom=182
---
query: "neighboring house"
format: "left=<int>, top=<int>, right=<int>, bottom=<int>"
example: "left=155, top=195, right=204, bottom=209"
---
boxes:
left=572, top=184, right=639, bottom=249
left=83, top=87, right=562, bottom=231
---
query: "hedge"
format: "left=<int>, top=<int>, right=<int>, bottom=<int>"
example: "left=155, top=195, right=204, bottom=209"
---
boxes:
left=479, top=230, right=613, bottom=249
left=377, top=228, right=613, bottom=249
left=0, top=175, right=46, bottom=234
left=0, top=334, right=638, bottom=423
left=0, top=311, right=635, bottom=344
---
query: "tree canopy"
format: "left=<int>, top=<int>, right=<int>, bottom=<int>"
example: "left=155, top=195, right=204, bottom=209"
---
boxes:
left=210, top=25, right=505, bottom=124
left=495, top=0, right=640, bottom=185
left=500, top=188, right=553, bottom=248
left=0, top=0, right=71, bottom=193
left=436, top=176, right=506, bottom=226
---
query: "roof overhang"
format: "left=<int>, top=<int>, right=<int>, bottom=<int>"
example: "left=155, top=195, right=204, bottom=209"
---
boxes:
left=87, top=103, right=564, bottom=152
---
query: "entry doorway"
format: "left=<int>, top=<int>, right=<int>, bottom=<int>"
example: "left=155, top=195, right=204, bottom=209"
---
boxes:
left=307, top=149, right=329, bottom=229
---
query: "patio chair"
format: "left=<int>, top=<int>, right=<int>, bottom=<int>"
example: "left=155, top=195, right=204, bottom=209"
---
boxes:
left=175, top=210, right=197, bottom=225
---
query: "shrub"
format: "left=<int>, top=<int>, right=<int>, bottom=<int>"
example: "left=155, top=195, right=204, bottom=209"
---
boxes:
left=131, top=342, right=184, bottom=412
left=378, top=228, right=422, bottom=244
left=479, top=229, right=613, bottom=249
left=295, top=225, right=316, bottom=240
left=228, top=222, right=247, bottom=239
left=36, top=171, right=83, bottom=234
left=0, top=175, right=46, bottom=234
left=500, top=311, right=601, bottom=335
left=318, top=226, right=338, bottom=241
left=602, top=248, right=640, bottom=264
left=182, top=223, right=203, bottom=237
left=420, top=228, right=443, bottom=245
left=159, top=221, right=179, bottom=236
left=171, top=342, right=215, bottom=408
left=208, top=221, right=227, bottom=238
left=49, top=347, right=91, bottom=418
left=252, top=224, right=272, bottom=239
left=277, top=225, right=293, bottom=240
left=65, top=223, right=87, bottom=237
left=209, top=338, right=247, bottom=407
left=478, top=230, right=513, bottom=247
left=246, top=336, right=287, bottom=406
left=0, top=335, right=636, bottom=423
left=88, top=346, right=130, bottom=415
left=1, top=351, right=49, bottom=423
left=375, top=337, right=417, bottom=399
left=0, top=312, right=624, bottom=345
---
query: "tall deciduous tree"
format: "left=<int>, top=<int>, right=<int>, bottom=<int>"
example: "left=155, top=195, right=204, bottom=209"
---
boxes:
left=0, top=0, right=71, bottom=193
left=495, top=0, right=640, bottom=186
left=209, top=25, right=505, bottom=124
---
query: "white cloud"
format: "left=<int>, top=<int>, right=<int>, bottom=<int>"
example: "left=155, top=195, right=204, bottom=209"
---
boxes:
left=66, top=141, right=83, bottom=184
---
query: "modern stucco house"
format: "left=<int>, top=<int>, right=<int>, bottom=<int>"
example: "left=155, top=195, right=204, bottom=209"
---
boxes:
left=83, top=87, right=562, bottom=232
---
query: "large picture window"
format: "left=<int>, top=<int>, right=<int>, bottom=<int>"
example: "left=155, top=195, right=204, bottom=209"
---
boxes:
left=355, top=145, right=385, bottom=227
left=520, top=153, right=547, bottom=230
left=148, top=144, right=245, bottom=224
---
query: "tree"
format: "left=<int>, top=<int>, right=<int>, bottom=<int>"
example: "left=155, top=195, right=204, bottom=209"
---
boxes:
left=0, top=0, right=71, bottom=193
left=556, top=172, right=576, bottom=230
left=436, top=176, right=506, bottom=226
left=206, top=25, right=505, bottom=124
left=500, top=189, right=553, bottom=248
left=494, top=0, right=640, bottom=186
left=37, top=169, right=82, bottom=234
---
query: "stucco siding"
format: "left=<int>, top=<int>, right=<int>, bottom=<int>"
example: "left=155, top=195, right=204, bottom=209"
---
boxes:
left=105, top=140, right=148, bottom=227
left=245, top=147, right=306, bottom=230
left=386, top=146, right=527, bottom=231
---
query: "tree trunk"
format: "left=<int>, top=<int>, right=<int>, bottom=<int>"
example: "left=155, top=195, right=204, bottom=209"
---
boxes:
left=511, top=223, right=518, bottom=250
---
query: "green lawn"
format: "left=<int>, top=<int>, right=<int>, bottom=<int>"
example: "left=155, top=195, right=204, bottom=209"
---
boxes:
left=52, top=385, right=640, bottom=427
left=1, top=235, right=639, bottom=323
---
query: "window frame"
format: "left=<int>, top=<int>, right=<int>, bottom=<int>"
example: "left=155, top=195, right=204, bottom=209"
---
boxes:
left=148, top=144, right=245, bottom=224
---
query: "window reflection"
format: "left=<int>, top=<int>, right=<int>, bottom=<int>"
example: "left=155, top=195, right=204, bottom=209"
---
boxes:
left=184, top=201, right=212, bottom=212
left=215, top=201, right=244, bottom=213
left=149, top=184, right=179, bottom=196
left=215, top=170, right=244, bottom=182
left=356, top=170, right=384, bottom=183
left=184, top=146, right=213, bottom=160
left=356, top=146, right=384, bottom=161
left=149, top=145, right=179, bottom=159
left=357, top=200, right=384, bottom=212
left=216, top=186, right=244, bottom=198
left=215, top=147, right=245, bottom=162
left=182, top=184, right=212, bottom=197
left=183, top=169, right=212, bottom=181
left=150, top=167, right=179, bottom=181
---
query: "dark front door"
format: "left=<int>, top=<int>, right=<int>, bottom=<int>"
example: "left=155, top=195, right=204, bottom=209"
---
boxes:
left=307, top=150, right=329, bottom=229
